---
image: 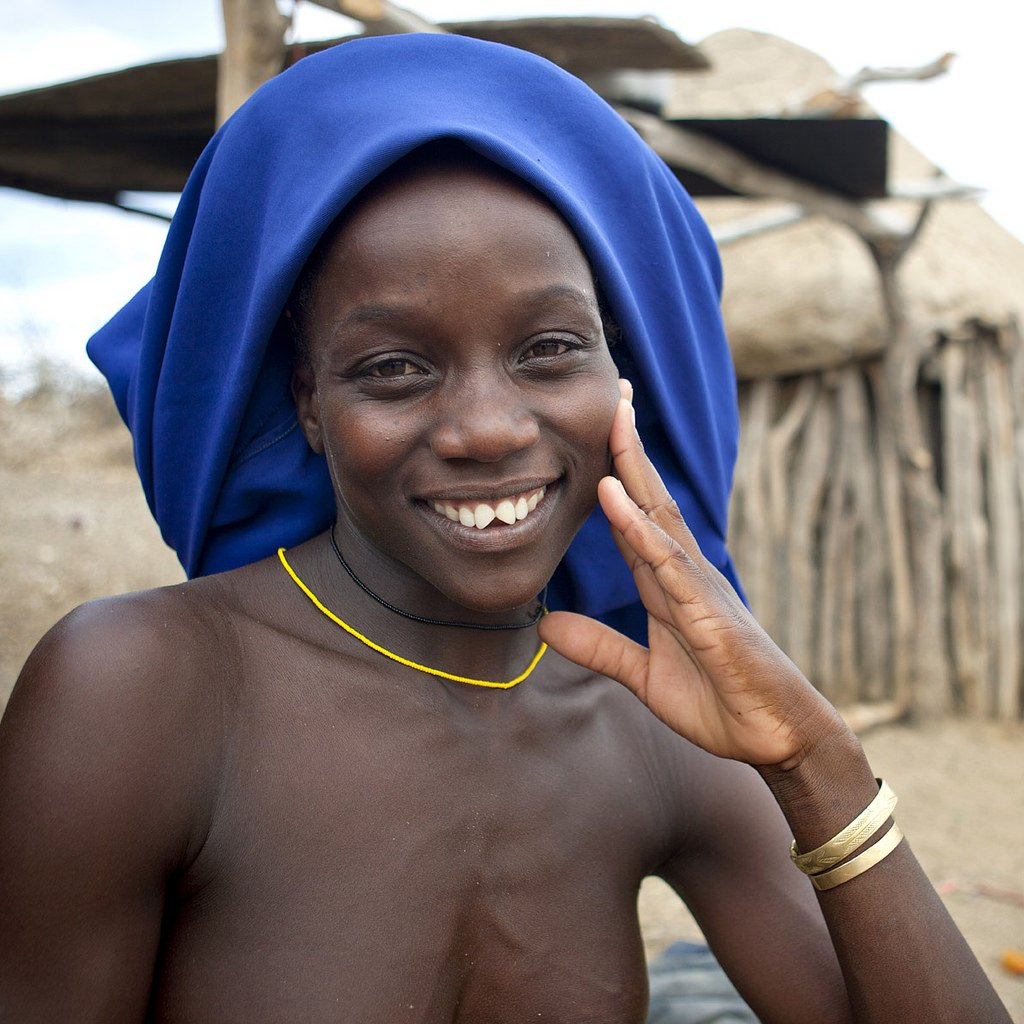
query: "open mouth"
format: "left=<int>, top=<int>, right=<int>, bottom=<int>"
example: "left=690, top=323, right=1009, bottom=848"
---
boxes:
left=427, top=485, right=547, bottom=530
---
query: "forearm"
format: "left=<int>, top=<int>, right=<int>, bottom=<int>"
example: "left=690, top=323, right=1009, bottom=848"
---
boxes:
left=580, top=388, right=1011, bottom=1022
left=758, top=724, right=1011, bottom=1024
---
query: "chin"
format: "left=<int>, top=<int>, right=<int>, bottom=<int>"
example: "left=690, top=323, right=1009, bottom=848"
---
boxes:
left=427, top=563, right=555, bottom=616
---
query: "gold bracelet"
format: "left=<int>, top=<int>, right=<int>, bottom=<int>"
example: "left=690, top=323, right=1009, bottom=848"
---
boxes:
left=810, top=823, right=905, bottom=891
left=790, top=779, right=898, bottom=875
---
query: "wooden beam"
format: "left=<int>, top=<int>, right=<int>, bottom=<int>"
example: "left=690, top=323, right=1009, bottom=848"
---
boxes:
left=711, top=204, right=806, bottom=246
left=303, top=0, right=443, bottom=35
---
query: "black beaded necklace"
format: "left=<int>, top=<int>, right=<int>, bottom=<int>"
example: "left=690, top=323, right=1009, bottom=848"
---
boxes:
left=329, top=527, right=547, bottom=631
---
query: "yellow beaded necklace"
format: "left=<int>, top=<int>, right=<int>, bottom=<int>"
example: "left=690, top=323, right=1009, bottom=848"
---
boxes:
left=278, top=548, right=548, bottom=689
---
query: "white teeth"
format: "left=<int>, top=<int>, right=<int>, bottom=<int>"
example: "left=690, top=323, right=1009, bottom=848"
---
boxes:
left=431, top=485, right=547, bottom=528
left=495, top=499, right=517, bottom=525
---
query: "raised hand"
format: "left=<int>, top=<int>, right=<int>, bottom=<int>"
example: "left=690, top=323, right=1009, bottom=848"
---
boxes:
left=539, top=380, right=845, bottom=768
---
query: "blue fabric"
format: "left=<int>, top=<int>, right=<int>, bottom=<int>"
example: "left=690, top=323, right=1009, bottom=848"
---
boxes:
left=647, top=942, right=758, bottom=1023
left=87, top=32, right=743, bottom=634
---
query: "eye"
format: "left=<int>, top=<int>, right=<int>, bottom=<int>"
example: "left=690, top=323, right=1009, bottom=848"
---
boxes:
left=521, top=337, right=575, bottom=361
left=366, top=357, right=425, bottom=379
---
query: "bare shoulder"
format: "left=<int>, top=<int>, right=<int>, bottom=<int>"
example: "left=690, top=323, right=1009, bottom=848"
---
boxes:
left=8, top=574, right=231, bottom=727
left=0, top=564, right=275, bottom=865
left=0, top=566, right=283, bottom=1018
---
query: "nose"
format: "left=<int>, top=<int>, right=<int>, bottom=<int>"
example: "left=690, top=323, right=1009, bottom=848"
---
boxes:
left=428, top=374, right=541, bottom=463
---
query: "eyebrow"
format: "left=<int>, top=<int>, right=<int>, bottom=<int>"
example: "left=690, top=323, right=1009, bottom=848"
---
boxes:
left=340, top=304, right=409, bottom=328
left=333, top=284, right=601, bottom=335
left=514, top=283, right=601, bottom=314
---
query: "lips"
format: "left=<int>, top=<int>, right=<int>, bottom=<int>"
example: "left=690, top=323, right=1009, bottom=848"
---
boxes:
left=428, top=486, right=546, bottom=530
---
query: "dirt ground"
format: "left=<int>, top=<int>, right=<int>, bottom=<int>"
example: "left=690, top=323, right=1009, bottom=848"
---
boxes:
left=2, top=382, right=1022, bottom=1020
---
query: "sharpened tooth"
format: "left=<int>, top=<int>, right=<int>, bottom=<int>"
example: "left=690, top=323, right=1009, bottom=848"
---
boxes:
left=514, top=496, right=529, bottom=520
left=444, top=505, right=459, bottom=522
left=474, top=504, right=496, bottom=529
left=459, top=506, right=475, bottom=527
left=495, top=499, right=517, bottom=525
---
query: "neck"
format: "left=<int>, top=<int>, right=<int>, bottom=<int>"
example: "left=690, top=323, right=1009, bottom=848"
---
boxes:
left=329, top=527, right=545, bottom=632
left=308, top=527, right=547, bottom=685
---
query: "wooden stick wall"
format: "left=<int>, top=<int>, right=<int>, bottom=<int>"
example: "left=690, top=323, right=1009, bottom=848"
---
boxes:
left=727, top=319, right=1023, bottom=719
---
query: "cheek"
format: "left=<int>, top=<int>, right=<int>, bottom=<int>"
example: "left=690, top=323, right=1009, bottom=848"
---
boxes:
left=550, top=372, right=620, bottom=479
left=319, top=406, right=413, bottom=500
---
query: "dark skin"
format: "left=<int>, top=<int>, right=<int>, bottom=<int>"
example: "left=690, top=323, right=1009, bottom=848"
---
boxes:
left=0, top=162, right=1009, bottom=1024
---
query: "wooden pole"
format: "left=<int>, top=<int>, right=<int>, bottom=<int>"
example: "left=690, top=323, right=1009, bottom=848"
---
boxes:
left=982, top=340, right=1023, bottom=719
left=858, top=202, right=949, bottom=719
left=218, top=0, right=290, bottom=127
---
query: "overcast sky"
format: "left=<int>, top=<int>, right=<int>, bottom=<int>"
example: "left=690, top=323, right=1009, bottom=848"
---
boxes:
left=2, top=0, right=1022, bottom=390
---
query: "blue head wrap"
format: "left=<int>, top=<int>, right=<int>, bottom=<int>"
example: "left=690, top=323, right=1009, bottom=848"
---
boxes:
left=87, top=33, right=743, bottom=641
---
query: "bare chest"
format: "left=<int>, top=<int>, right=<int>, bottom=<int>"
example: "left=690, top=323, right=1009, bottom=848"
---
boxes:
left=151, top=662, right=677, bottom=1022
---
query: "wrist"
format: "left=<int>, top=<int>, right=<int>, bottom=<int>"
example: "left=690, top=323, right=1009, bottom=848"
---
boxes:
left=756, top=718, right=879, bottom=854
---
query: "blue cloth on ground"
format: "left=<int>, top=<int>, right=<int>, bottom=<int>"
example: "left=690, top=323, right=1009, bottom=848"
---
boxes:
left=87, top=32, right=743, bottom=634
left=647, top=942, right=759, bottom=1024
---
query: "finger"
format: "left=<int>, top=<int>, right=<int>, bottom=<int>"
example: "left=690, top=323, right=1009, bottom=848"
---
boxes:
left=611, top=503, right=738, bottom=614
left=538, top=611, right=650, bottom=699
left=608, top=393, right=704, bottom=562
left=608, top=521, right=675, bottom=623
left=599, top=475, right=711, bottom=616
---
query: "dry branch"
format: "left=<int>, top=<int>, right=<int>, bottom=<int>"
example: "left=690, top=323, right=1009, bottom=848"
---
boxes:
left=781, top=53, right=955, bottom=118
left=866, top=362, right=913, bottom=705
left=784, top=381, right=832, bottom=678
left=982, top=343, right=1023, bottom=719
left=939, top=338, right=989, bottom=714
left=767, top=376, right=818, bottom=655
left=731, top=380, right=774, bottom=630
left=843, top=53, right=955, bottom=90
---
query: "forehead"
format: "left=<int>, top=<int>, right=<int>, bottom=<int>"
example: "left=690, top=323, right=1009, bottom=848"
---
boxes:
left=306, top=152, right=598, bottom=302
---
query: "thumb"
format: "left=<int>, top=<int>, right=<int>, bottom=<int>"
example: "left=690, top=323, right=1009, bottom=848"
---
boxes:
left=538, top=611, right=650, bottom=697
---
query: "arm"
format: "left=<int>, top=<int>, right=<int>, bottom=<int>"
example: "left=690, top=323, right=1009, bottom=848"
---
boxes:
left=0, top=594, right=218, bottom=1022
left=539, top=380, right=1011, bottom=1024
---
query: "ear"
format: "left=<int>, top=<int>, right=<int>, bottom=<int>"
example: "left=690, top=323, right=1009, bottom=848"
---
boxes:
left=291, top=366, right=325, bottom=454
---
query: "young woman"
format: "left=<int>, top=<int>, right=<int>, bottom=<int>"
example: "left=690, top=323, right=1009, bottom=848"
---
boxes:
left=0, top=32, right=1009, bottom=1024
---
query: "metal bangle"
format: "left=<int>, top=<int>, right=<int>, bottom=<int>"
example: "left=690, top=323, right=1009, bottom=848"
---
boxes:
left=810, top=823, right=905, bottom=892
left=791, top=779, right=898, bottom=875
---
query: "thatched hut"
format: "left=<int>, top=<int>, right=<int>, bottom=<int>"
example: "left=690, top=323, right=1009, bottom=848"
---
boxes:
left=679, top=30, right=1024, bottom=720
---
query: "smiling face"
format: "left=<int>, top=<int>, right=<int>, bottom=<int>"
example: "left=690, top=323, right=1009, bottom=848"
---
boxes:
left=292, top=154, right=620, bottom=614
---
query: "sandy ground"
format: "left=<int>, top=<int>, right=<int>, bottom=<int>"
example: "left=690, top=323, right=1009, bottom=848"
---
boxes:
left=2, top=382, right=1022, bottom=1019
